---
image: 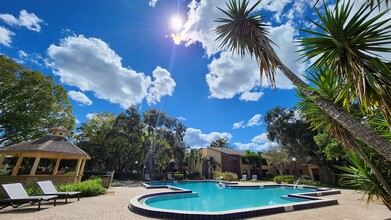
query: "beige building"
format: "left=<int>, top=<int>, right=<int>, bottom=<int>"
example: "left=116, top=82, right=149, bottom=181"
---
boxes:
left=197, top=147, right=325, bottom=182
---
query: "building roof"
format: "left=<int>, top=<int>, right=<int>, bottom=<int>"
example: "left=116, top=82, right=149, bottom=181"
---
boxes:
left=209, top=147, right=246, bottom=156
left=0, top=135, right=89, bottom=158
left=48, top=126, right=69, bottom=132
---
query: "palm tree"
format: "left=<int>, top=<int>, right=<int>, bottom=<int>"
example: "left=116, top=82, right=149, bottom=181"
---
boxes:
left=297, top=69, right=391, bottom=197
left=297, top=1, right=391, bottom=125
left=214, top=0, right=391, bottom=160
left=336, top=151, right=391, bottom=210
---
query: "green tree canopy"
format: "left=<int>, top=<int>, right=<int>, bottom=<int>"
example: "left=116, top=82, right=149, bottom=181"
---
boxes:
left=210, top=138, right=230, bottom=148
left=0, top=55, right=75, bottom=146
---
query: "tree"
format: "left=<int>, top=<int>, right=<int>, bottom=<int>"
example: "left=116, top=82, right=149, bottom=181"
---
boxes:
left=214, top=0, right=391, bottom=160
left=264, top=145, right=289, bottom=176
left=298, top=1, right=391, bottom=125
left=210, top=138, right=230, bottom=148
left=297, top=69, right=391, bottom=197
left=336, top=151, right=391, bottom=211
left=242, top=150, right=262, bottom=176
left=184, top=148, right=202, bottom=176
left=75, top=113, right=116, bottom=171
left=264, top=107, right=318, bottom=158
left=0, top=55, right=75, bottom=146
left=142, top=108, right=187, bottom=176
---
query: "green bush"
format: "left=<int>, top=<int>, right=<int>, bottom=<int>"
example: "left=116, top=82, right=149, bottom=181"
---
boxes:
left=301, top=175, right=311, bottom=180
left=25, top=186, right=43, bottom=195
left=213, top=171, right=238, bottom=181
left=273, top=175, right=284, bottom=184
left=273, top=175, right=295, bottom=184
left=174, top=173, right=184, bottom=180
left=300, top=179, right=319, bottom=186
left=57, top=178, right=106, bottom=197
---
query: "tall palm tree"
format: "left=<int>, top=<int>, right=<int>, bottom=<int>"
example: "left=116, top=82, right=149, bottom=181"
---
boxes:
left=297, top=69, right=391, bottom=197
left=298, top=1, right=391, bottom=125
left=214, top=0, right=391, bottom=160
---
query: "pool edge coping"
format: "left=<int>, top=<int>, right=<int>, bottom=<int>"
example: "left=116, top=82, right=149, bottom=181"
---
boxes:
left=129, top=180, right=340, bottom=220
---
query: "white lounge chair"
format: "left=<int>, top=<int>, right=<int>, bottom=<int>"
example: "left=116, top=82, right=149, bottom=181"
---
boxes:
left=37, top=181, right=80, bottom=204
left=240, top=174, right=247, bottom=181
left=167, top=173, right=174, bottom=181
left=144, top=173, right=151, bottom=181
left=1, top=183, right=57, bottom=211
left=252, top=175, right=257, bottom=181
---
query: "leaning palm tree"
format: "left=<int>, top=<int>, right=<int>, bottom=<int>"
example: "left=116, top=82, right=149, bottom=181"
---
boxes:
left=214, top=0, right=391, bottom=160
left=297, top=68, right=391, bottom=198
left=298, top=1, right=391, bottom=125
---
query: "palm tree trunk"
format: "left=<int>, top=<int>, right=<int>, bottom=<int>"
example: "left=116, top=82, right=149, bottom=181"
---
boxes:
left=277, top=64, right=391, bottom=160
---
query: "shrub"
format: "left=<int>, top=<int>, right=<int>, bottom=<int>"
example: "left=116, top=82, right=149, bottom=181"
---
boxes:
left=273, top=175, right=295, bottom=184
left=213, top=171, right=238, bottom=181
left=301, top=175, right=311, bottom=180
left=273, top=175, right=284, bottom=184
left=57, top=178, right=106, bottom=197
left=25, top=186, right=43, bottom=195
left=300, top=179, right=319, bottom=186
left=265, top=172, right=275, bottom=181
left=174, top=173, right=184, bottom=180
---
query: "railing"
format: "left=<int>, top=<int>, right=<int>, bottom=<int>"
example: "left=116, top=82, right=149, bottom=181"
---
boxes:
left=0, top=175, right=76, bottom=187
left=293, top=178, right=301, bottom=188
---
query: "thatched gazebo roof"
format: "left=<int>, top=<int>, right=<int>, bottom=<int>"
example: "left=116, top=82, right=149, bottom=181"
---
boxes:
left=0, top=126, right=90, bottom=184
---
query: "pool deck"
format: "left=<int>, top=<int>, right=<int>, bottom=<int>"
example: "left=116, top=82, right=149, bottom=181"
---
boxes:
left=0, top=181, right=390, bottom=220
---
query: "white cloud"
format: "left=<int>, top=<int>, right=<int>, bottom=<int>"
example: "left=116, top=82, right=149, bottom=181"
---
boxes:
left=86, top=113, right=97, bottom=120
left=235, top=132, right=278, bottom=151
left=0, top=10, right=45, bottom=32
left=177, top=116, right=186, bottom=121
left=149, top=0, right=158, bottom=7
left=75, top=118, right=81, bottom=124
left=233, top=114, right=262, bottom=129
left=46, top=35, right=175, bottom=108
left=0, top=26, right=14, bottom=47
left=15, top=50, right=43, bottom=66
left=146, top=66, right=176, bottom=105
left=232, top=121, right=244, bottom=129
left=184, top=128, right=232, bottom=148
left=68, top=91, right=93, bottom=106
left=239, top=91, right=264, bottom=102
left=246, top=114, right=262, bottom=127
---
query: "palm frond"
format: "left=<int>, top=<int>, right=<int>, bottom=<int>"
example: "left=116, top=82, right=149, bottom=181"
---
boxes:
left=214, top=0, right=281, bottom=87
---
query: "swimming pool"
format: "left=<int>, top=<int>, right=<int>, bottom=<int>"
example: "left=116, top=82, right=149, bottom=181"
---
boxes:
left=144, top=181, right=312, bottom=211
left=129, top=181, right=340, bottom=219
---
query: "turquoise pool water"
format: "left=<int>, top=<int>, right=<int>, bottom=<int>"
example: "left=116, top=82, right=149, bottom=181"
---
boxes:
left=144, top=182, right=315, bottom=212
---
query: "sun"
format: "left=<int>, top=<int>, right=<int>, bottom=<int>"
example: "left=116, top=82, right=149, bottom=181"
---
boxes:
left=169, top=15, right=183, bottom=31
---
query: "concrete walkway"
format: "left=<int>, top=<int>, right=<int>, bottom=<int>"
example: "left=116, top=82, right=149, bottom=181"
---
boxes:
left=0, top=182, right=390, bottom=220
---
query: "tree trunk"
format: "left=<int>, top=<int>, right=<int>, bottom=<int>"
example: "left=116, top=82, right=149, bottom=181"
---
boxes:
left=278, top=64, right=391, bottom=160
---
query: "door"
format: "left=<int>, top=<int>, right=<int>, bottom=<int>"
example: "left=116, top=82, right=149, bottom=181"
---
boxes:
left=312, top=168, right=320, bottom=181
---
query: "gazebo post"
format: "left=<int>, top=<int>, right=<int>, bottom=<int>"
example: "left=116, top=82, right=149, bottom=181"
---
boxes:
left=74, top=158, right=82, bottom=183
left=0, top=154, right=5, bottom=165
left=78, top=158, right=86, bottom=182
left=52, top=158, right=62, bottom=176
left=12, top=156, right=24, bottom=176
left=29, top=156, right=41, bottom=176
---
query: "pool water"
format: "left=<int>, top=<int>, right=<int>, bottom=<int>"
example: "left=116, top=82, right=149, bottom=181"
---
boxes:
left=144, top=182, right=314, bottom=212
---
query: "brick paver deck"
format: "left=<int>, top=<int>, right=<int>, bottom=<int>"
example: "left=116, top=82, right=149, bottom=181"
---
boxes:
left=0, top=182, right=390, bottom=220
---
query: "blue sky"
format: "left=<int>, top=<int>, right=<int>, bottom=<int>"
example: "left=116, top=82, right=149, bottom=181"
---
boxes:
left=0, top=0, right=339, bottom=151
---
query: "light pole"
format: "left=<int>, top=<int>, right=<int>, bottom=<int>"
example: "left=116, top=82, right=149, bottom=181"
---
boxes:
left=292, top=157, right=298, bottom=179
left=135, top=161, right=138, bottom=173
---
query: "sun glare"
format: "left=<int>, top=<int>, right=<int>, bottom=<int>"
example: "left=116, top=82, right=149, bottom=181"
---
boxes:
left=170, top=16, right=183, bottom=31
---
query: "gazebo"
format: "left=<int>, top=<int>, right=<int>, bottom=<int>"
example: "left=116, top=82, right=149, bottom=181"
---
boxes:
left=0, top=126, right=90, bottom=186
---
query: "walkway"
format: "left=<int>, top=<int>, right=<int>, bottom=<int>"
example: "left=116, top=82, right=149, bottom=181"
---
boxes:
left=0, top=182, right=390, bottom=220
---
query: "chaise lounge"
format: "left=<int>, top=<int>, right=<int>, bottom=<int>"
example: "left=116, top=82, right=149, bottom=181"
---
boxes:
left=1, top=183, right=57, bottom=211
left=37, top=181, right=80, bottom=204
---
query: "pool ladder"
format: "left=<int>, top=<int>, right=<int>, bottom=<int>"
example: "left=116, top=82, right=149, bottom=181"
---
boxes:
left=293, top=178, right=301, bottom=188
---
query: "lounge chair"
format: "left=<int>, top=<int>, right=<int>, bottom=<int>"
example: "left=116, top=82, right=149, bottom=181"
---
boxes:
left=37, top=181, right=80, bottom=204
left=1, top=183, right=57, bottom=211
left=145, top=173, right=151, bottom=181
left=252, top=175, right=257, bottom=181
left=240, top=174, right=247, bottom=181
left=167, top=173, right=174, bottom=181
